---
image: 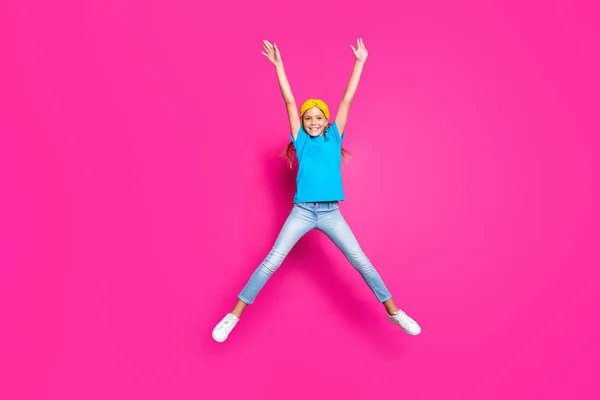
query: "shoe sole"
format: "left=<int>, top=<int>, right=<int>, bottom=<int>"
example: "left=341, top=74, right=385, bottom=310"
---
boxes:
left=388, top=318, right=421, bottom=336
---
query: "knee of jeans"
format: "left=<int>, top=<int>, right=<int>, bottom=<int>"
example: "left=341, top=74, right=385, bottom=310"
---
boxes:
left=346, top=248, right=374, bottom=272
left=259, top=249, right=286, bottom=275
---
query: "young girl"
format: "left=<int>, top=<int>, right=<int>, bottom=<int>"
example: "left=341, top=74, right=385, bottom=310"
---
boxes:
left=212, top=39, right=421, bottom=343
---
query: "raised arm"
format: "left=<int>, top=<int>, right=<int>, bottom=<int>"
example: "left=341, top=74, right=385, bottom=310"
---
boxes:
left=262, top=40, right=301, bottom=139
left=335, top=38, right=369, bottom=136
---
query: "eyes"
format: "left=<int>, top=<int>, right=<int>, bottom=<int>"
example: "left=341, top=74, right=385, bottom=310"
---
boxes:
left=304, top=116, right=324, bottom=121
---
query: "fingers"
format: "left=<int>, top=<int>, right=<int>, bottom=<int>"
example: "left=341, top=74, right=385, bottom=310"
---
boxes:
left=262, top=40, right=275, bottom=60
left=263, top=40, right=282, bottom=59
left=351, top=38, right=366, bottom=50
left=262, top=40, right=283, bottom=63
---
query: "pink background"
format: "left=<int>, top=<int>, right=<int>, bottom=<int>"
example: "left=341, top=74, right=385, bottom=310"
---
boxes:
left=1, top=0, right=599, bottom=399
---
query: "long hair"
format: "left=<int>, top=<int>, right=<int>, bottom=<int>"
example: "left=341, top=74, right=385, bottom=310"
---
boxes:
left=281, top=123, right=352, bottom=168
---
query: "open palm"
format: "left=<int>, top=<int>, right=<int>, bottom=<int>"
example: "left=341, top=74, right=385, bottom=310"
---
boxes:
left=350, top=38, right=368, bottom=62
left=261, top=40, right=282, bottom=65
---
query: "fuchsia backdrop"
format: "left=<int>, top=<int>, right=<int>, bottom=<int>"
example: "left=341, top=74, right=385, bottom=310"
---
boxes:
left=1, top=1, right=599, bottom=399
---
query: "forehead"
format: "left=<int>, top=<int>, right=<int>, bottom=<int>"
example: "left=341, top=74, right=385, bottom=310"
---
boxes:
left=303, top=107, right=325, bottom=116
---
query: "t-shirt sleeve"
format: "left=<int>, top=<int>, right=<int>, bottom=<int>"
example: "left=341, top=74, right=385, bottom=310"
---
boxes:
left=291, top=125, right=308, bottom=149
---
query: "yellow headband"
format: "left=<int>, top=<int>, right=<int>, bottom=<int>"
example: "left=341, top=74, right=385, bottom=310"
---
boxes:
left=300, top=99, right=330, bottom=120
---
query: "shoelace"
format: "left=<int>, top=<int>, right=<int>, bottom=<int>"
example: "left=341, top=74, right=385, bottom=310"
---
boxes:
left=221, top=315, right=236, bottom=328
left=394, top=311, right=410, bottom=324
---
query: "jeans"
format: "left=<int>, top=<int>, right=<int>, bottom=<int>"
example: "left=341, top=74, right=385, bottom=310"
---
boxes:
left=238, top=201, right=393, bottom=304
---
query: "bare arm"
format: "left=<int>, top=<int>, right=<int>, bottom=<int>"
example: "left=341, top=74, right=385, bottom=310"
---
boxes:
left=262, top=41, right=300, bottom=139
left=336, top=38, right=369, bottom=136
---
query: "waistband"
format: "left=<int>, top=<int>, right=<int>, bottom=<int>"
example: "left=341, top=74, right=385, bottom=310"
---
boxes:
left=295, top=201, right=339, bottom=209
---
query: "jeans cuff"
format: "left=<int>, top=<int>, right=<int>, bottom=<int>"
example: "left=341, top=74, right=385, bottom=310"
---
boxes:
left=238, top=293, right=253, bottom=305
left=379, top=294, right=392, bottom=303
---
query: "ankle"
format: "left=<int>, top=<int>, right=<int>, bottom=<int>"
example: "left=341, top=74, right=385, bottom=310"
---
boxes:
left=385, top=306, right=399, bottom=316
left=230, top=300, right=247, bottom=319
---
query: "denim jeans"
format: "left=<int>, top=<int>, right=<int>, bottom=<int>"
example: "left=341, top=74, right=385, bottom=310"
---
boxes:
left=238, top=201, right=393, bottom=304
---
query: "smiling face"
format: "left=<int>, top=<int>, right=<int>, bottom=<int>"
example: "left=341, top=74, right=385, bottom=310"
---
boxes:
left=302, top=106, right=328, bottom=137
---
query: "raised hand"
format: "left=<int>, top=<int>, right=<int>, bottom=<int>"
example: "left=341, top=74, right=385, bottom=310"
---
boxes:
left=261, top=39, right=298, bottom=136
left=350, top=38, right=368, bottom=63
left=261, top=40, right=282, bottom=65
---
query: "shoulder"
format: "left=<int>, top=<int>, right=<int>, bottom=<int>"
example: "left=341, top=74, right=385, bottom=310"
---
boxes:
left=326, top=122, right=344, bottom=141
left=292, top=125, right=308, bottom=144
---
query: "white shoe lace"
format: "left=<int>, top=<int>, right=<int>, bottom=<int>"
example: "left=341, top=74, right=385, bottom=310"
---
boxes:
left=394, top=311, right=412, bottom=326
left=219, top=314, right=237, bottom=330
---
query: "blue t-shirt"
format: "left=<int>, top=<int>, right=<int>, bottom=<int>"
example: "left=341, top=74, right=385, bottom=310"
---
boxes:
left=291, top=122, right=345, bottom=203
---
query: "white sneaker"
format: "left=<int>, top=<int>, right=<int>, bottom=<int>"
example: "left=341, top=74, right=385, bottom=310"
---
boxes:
left=212, top=313, right=239, bottom=343
left=388, top=309, right=421, bottom=335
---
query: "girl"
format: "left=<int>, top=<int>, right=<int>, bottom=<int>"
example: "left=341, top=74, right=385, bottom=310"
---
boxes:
left=212, top=39, right=421, bottom=343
